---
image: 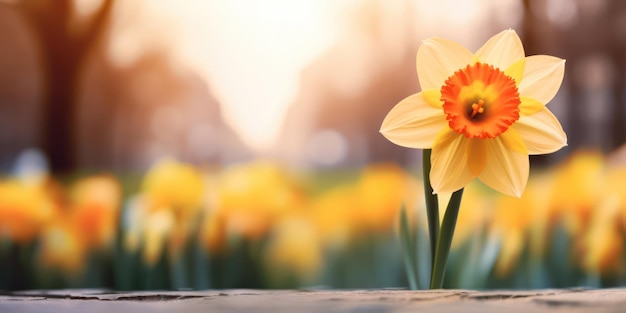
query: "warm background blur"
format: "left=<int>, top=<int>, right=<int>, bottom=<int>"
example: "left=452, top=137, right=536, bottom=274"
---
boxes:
left=6, top=0, right=617, bottom=172
left=1, top=0, right=626, bottom=291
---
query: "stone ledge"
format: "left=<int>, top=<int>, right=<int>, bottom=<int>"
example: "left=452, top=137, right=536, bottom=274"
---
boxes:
left=1, top=288, right=625, bottom=312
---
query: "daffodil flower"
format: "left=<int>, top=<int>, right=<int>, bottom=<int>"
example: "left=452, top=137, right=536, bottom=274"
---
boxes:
left=381, top=29, right=566, bottom=197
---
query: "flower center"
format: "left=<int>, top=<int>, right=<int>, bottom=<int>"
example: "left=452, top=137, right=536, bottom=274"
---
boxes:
left=470, top=100, right=485, bottom=118
left=440, top=62, right=520, bottom=139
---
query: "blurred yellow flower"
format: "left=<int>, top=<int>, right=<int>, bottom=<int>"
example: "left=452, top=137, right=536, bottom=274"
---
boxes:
left=582, top=195, right=623, bottom=275
left=550, top=150, right=604, bottom=236
left=200, top=209, right=228, bottom=254
left=198, top=171, right=227, bottom=254
left=524, top=173, right=555, bottom=258
left=142, top=158, right=205, bottom=217
left=265, top=214, right=322, bottom=283
left=488, top=173, right=554, bottom=277
left=216, top=161, right=304, bottom=241
left=69, top=175, right=121, bottom=249
left=143, top=208, right=175, bottom=266
left=121, top=195, right=175, bottom=265
left=309, top=165, right=416, bottom=249
left=0, top=179, right=56, bottom=244
left=604, top=166, right=626, bottom=230
left=141, top=158, right=206, bottom=257
left=490, top=190, right=534, bottom=276
left=354, top=163, right=408, bottom=233
left=381, top=29, right=566, bottom=197
left=451, top=183, right=490, bottom=250
left=38, top=218, right=86, bottom=274
left=310, top=185, right=355, bottom=249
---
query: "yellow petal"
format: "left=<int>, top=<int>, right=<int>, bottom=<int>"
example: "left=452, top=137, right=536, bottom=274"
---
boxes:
left=504, top=58, right=525, bottom=85
left=467, top=139, right=487, bottom=176
left=499, top=128, right=528, bottom=155
left=416, top=38, right=473, bottom=91
left=519, top=96, right=545, bottom=116
left=518, top=55, right=565, bottom=104
left=380, top=93, right=447, bottom=149
left=422, top=89, right=443, bottom=108
left=478, top=136, right=529, bottom=198
left=475, top=29, right=524, bottom=70
left=430, top=130, right=475, bottom=194
left=512, top=107, right=567, bottom=154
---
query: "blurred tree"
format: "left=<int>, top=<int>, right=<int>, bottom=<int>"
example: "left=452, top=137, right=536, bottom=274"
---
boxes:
left=3, top=0, right=116, bottom=173
left=522, top=0, right=626, bottom=153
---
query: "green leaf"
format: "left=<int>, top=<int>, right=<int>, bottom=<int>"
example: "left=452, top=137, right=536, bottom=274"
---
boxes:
left=399, top=205, right=418, bottom=289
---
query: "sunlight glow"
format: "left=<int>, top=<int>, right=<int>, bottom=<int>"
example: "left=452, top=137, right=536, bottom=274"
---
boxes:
left=151, top=0, right=340, bottom=152
left=74, top=0, right=104, bottom=18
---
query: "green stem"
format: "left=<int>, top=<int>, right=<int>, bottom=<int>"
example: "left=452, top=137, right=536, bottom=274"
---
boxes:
left=422, top=149, right=439, bottom=268
left=429, top=188, right=464, bottom=289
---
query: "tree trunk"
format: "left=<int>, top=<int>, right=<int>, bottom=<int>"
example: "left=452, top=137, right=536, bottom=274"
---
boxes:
left=18, top=0, right=115, bottom=174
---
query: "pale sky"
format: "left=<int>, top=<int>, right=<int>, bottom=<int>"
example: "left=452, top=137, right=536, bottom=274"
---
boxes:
left=147, top=0, right=346, bottom=153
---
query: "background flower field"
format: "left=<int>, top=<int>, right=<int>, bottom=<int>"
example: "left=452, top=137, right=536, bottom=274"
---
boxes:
left=2, top=149, right=626, bottom=290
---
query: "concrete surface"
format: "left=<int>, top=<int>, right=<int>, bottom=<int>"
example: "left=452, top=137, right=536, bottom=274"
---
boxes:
left=1, top=288, right=625, bottom=312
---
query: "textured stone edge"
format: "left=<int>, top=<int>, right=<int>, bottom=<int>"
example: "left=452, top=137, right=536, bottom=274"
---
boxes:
left=2, top=287, right=626, bottom=307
